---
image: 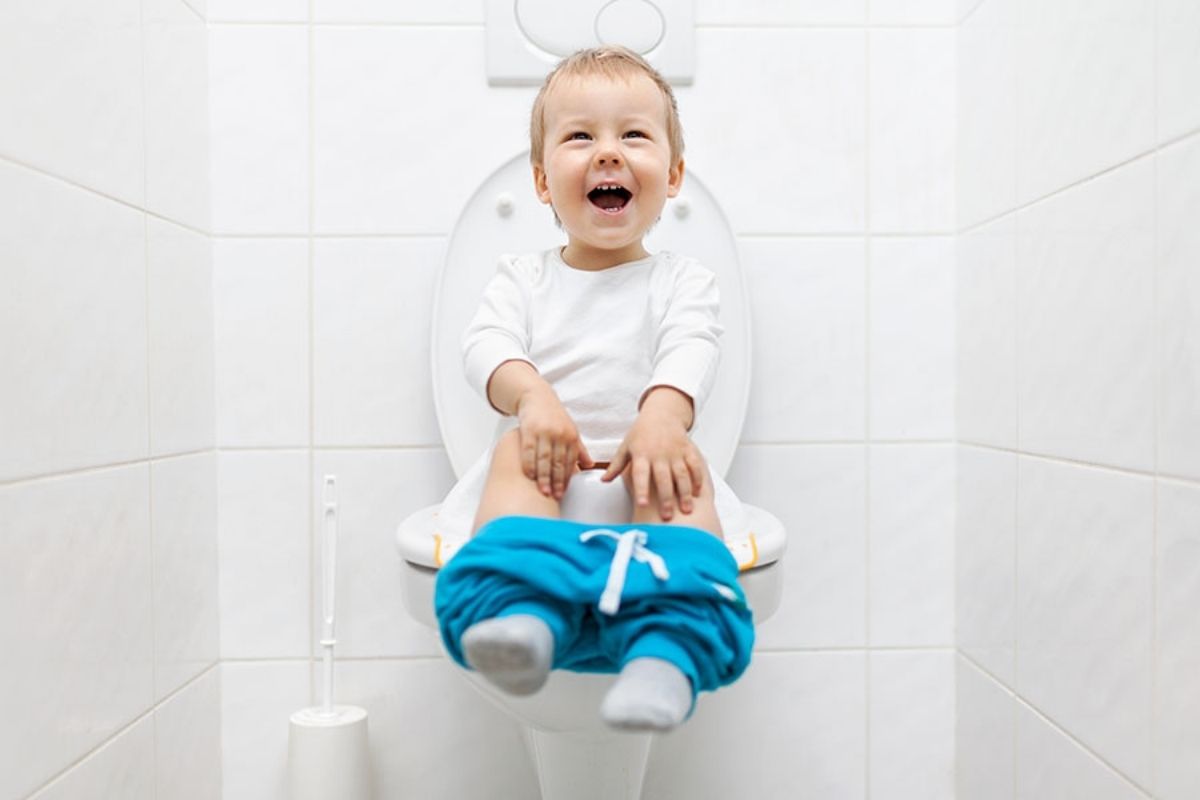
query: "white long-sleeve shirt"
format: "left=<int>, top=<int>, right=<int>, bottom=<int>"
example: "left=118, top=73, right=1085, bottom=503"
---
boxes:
left=462, top=248, right=723, bottom=462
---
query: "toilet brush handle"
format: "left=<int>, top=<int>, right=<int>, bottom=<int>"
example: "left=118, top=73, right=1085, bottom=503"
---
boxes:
left=320, top=476, right=338, bottom=715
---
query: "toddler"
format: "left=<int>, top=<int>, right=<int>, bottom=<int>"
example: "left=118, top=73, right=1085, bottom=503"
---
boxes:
left=434, top=46, right=753, bottom=733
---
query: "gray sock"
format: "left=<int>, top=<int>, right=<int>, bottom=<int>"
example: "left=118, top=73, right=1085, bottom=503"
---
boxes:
left=461, top=614, right=554, bottom=696
left=600, top=657, right=694, bottom=733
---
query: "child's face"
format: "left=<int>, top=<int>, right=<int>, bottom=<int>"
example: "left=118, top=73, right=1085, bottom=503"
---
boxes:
left=533, top=72, right=684, bottom=270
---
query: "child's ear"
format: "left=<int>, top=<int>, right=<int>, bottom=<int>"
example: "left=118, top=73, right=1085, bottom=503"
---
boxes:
left=532, top=164, right=552, bottom=204
left=666, top=158, right=685, bottom=198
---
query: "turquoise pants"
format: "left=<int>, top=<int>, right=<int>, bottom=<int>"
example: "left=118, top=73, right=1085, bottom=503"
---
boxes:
left=433, top=515, right=754, bottom=698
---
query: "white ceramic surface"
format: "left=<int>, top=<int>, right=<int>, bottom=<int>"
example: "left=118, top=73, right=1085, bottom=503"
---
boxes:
left=956, top=215, right=1017, bottom=449
left=213, top=238, right=310, bottom=447
left=678, top=29, right=866, bottom=233
left=29, top=718, right=155, bottom=800
left=154, top=669, right=223, bottom=800
left=1157, top=136, right=1200, bottom=482
left=148, top=218, right=215, bottom=458
left=1016, top=158, right=1155, bottom=472
left=313, top=239, right=443, bottom=447
left=1156, top=479, right=1200, bottom=798
left=1157, top=0, right=1200, bottom=145
left=956, top=656, right=1016, bottom=800
left=956, top=445, right=1017, bottom=685
left=0, top=161, right=147, bottom=482
left=869, top=651, right=956, bottom=800
left=956, top=0, right=1017, bottom=230
left=218, top=451, right=311, bottom=658
left=739, top=238, right=867, bottom=444
left=221, top=662, right=312, bottom=800
left=870, top=237, right=956, bottom=440
left=209, top=25, right=309, bottom=234
left=313, top=27, right=533, bottom=234
left=1016, top=456, right=1154, bottom=788
left=870, top=29, right=956, bottom=233
left=869, top=445, right=956, bottom=647
left=208, top=0, right=306, bottom=21
left=1015, top=703, right=1145, bottom=799
left=1015, top=0, right=1154, bottom=205
left=152, top=453, right=220, bottom=700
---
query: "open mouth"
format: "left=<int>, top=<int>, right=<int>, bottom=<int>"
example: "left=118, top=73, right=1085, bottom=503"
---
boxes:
left=587, top=183, right=632, bottom=213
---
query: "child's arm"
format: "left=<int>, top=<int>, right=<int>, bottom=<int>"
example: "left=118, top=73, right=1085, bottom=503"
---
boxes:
left=600, top=385, right=704, bottom=521
left=487, top=359, right=594, bottom=500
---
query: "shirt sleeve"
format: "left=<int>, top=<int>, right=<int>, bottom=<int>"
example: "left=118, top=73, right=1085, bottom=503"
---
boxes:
left=461, top=255, right=536, bottom=408
left=645, top=258, right=723, bottom=413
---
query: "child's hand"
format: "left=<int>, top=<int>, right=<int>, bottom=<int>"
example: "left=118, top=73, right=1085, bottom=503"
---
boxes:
left=601, top=389, right=704, bottom=521
left=515, top=383, right=594, bottom=499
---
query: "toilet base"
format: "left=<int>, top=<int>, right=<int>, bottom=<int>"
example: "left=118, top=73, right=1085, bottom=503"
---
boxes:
left=522, top=726, right=652, bottom=800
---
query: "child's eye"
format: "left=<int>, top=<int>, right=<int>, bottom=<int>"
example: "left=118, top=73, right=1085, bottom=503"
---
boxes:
left=568, top=132, right=591, bottom=141
left=623, top=130, right=647, bottom=139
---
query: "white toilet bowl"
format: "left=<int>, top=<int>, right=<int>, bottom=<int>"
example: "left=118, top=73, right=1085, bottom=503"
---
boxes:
left=395, top=152, right=787, bottom=800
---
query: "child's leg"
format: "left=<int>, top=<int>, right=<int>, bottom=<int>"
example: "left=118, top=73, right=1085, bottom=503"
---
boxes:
left=461, top=596, right=579, bottom=696
left=621, top=452, right=723, bottom=538
left=600, top=633, right=697, bottom=732
left=472, top=429, right=562, bottom=532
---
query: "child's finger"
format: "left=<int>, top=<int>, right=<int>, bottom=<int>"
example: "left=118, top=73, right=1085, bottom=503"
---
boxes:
left=577, top=440, right=595, bottom=469
left=653, top=460, right=675, bottom=519
left=631, top=457, right=652, bottom=506
left=672, top=459, right=694, bottom=514
left=601, top=447, right=628, bottom=482
left=520, top=430, right=537, bottom=480
left=551, top=440, right=567, bottom=498
left=536, top=434, right=553, bottom=495
left=685, top=451, right=705, bottom=491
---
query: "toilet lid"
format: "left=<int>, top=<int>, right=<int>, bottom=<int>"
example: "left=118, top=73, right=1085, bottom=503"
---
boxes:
left=433, top=151, right=749, bottom=478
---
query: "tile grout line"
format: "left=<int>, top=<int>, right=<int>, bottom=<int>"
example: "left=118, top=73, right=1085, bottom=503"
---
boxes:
left=863, top=25, right=874, bottom=800
left=306, top=0, right=318, bottom=706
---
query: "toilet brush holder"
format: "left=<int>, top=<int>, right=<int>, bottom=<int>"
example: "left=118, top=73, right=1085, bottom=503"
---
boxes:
left=288, top=706, right=371, bottom=800
left=287, top=476, right=371, bottom=800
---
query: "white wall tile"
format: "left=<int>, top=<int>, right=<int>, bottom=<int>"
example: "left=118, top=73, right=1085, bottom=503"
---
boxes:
left=313, top=239, right=442, bottom=447
left=956, top=656, right=1015, bottom=800
left=1157, top=137, right=1200, bottom=481
left=1015, top=702, right=1146, bottom=800
left=207, top=0, right=305, bottom=22
left=680, top=29, right=867, bottom=234
left=1156, top=479, right=1200, bottom=799
left=29, top=718, right=155, bottom=800
left=1016, top=159, right=1155, bottom=472
left=695, top=0, right=865, bottom=25
left=209, top=25, right=309, bottom=234
left=869, top=237, right=955, bottom=440
left=148, top=218, right=215, bottom=457
left=0, top=163, right=148, bottom=482
left=152, top=453, right=219, bottom=699
left=313, top=0, right=482, bottom=23
left=1158, top=0, right=1200, bottom=144
left=871, top=0, right=958, bottom=25
left=144, top=0, right=210, bottom=231
left=0, top=467, right=154, bottom=800
left=870, top=29, right=956, bottom=233
left=0, top=0, right=145, bottom=205
left=956, top=445, right=1016, bottom=685
left=727, top=445, right=867, bottom=649
left=333, top=659, right=539, bottom=799
left=644, top=652, right=867, bottom=799
left=956, top=0, right=1017, bottom=229
left=313, top=28, right=533, bottom=235
left=311, top=450, right=455, bottom=658
left=213, top=238, right=310, bottom=447
left=1016, top=457, right=1153, bottom=788
left=1015, top=0, right=1154, bottom=204
left=957, top=215, right=1017, bottom=448
left=218, top=451, right=311, bottom=658
left=739, top=238, right=867, bottom=443
left=870, top=651, right=956, bottom=800
left=869, top=444, right=955, bottom=647
left=154, top=668, right=222, bottom=800
left=221, top=662, right=311, bottom=800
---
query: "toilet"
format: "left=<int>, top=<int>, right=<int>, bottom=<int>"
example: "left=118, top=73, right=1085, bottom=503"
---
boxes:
left=395, top=152, right=786, bottom=800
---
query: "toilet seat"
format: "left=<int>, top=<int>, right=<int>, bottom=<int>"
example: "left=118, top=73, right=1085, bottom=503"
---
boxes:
left=399, top=151, right=783, bottom=572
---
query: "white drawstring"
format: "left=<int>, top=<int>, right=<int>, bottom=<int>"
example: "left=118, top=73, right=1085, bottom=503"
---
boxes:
left=579, top=528, right=671, bottom=615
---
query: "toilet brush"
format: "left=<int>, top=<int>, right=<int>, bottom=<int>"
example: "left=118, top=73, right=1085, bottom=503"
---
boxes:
left=288, top=475, right=372, bottom=800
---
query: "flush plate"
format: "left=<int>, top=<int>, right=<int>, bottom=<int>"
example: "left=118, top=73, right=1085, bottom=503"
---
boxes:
left=485, top=0, right=695, bottom=86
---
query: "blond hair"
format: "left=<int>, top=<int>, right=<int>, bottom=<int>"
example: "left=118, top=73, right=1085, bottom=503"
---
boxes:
left=529, top=46, right=684, bottom=168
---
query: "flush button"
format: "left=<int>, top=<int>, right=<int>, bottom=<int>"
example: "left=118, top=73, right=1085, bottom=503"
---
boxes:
left=596, top=1, right=666, bottom=52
